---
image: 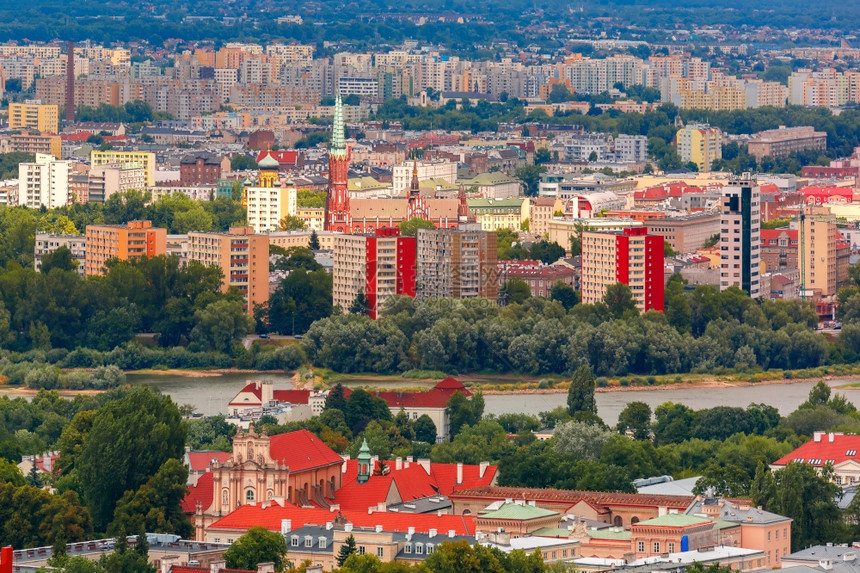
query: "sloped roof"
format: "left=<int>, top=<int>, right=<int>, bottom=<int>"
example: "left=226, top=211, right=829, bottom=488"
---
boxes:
left=257, top=151, right=280, bottom=169
left=269, top=429, right=344, bottom=472
left=450, top=486, right=693, bottom=510
left=255, top=150, right=301, bottom=165
left=273, top=389, right=311, bottom=404
left=478, top=502, right=559, bottom=520
left=634, top=514, right=712, bottom=528
left=772, top=433, right=860, bottom=469
left=207, top=499, right=476, bottom=535
left=181, top=471, right=213, bottom=513
left=187, top=451, right=231, bottom=472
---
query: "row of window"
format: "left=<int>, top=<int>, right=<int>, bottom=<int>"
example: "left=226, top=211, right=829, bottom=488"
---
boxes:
left=637, top=541, right=676, bottom=553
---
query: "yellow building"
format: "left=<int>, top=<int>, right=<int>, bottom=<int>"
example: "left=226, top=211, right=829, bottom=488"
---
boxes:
left=800, top=205, right=837, bottom=297
left=91, top=150, right=156, bottom=187
left=677, top=124, right=722, bottom=171
left=244, top=152, right=297, bottom=233
left=466, top=198, right=529, bottom=232
left=9, top=101, right=59, bottom=134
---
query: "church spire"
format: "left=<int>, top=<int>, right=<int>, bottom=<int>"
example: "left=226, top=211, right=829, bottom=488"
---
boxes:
left=410, top=160, right=419, bottom=197
left=331, top=94, right=346, bottom=157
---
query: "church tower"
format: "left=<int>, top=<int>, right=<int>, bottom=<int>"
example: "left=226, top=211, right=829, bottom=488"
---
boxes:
left=324, top=95, right=352, bottom=232
left=406, top=159, right=429, bottom=220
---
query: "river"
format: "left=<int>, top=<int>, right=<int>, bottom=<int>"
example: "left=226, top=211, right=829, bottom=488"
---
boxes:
left=130, top=373, right=860, bottom=427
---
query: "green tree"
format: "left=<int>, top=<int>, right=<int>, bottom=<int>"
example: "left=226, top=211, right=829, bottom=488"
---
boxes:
left=223, top=526, right=289, bottom=571
left=77, top=386, right=186, bottom=531
left=502, top=277, right=531, bottom=304
left=567, top=364, right=596, bottom=416
left=397, top=217, right=435, bottom=237
left=447, top=391, right=484, bottom=439
left=190, top=299, right=252, bottom=353
left=534, top=147, right=552, bottom=164
left=309, top=230, right=320, bottom=250
left=279, top=215, right=307, bottom=231
left=616, top=401, right=652, bottom=440
left=550, top=281, right=578, bottom=310
left=414, top=414, right=438, bottom=443
left=108, top=458, right=192, bottom=538
left=603, top=282, right=637, bottom=318
left=40, top=246, right=79, bottom=274
left=513, top=165, right=546, bottom=197
left=337, top=534, right=357, bottom=567
left=231, top=155, right=257, bottom=171
left=350, top=292, right=371, bottom=316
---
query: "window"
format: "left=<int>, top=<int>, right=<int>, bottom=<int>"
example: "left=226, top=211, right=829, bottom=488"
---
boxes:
left=653, top=542, right=660, bottom=553
left=638, top=542, right=645, bottom=552
left=669, top=543, right=675, bottom=553
left=416, top=544, right=424, bottom=555
left=404, top=543, right=412, bottom=554
left=358, top=546, right=366, bottom=555
left=291, top=537, right=299, bottom=547
left=427, top=544, right=435, bottom=554
left=305, top=537, right=313, bottom=548
left=377, top=547, right=384, bottom=557
left=319, top=538, right=326, bottom=549
left=767, top=532, right=771, bottom=542
left=245, top=489, right=255, bottom=502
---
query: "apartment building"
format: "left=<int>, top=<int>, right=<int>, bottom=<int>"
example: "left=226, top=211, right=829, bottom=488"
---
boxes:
left=581, top=227, right=664, bottom=312
left=179, top=152, right=231, bottom=186
left=644, top=213, right=721, bottom=254
left=34, top=233, right=86, bottom=276
left=332, top=228, right=417, bottom=319
left=799, top=205, right=837, bottom=298
left=747, top=126, right=827, bottom=160
left=87, top=163, right=146, bottom=203
left=8, top=101, right=59, bottom=134
left=10, top=132, right=62, bottom=159
left=529, top=197, right=565, bottom=237
left=613, top=134, right=649, bottom=163
left=719, top=176, right=761, bottom=298
left=416, top=225, right=499, bottom=302
left=391, top=160, right=458, bottom=194
left=17, top=153, right=71, bottom=208
left=677, top=124, right=722, bottom=171
left=245, top=152, right=297, bottom=233
left=91, top=150, right=156, bottom=187
left=84, top=220, right=167, bottom=276
left=187, top=227, right=269, bottom=315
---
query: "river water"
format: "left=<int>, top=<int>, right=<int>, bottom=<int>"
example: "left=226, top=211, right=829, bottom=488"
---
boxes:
left=128, top=373, right=860, bottom=427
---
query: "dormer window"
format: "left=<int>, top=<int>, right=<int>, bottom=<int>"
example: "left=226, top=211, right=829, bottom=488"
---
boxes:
left=404, top=543, right=412, bottom=554
left=305, top=536, right=313, bottom=547
left=291, top=536, right=299, bottom=547
left=415, top=543, right=424, bottom=555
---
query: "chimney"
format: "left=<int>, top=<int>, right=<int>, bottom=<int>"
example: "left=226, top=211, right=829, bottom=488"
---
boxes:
left=395, top=457, right=403, bottom=471
left=326, top=522, right=333, bottom=530
left=417, top=458, right=431, bottom=475
left=210, top=561, right=226, bottom=573
left=160, top=556, right=180, bottom=573
left=814, top=431, right=824, bottom=443
left=43, top=452, right=52, bottom=473
left=341, top=455, right=350, bottom=473
left=456, top=463, right=463, bottom=485
left=371, top=455, right=378, bottom=474
left=479, top=461, right=489, bottom=478
left=261, top=380, right=274, bottom=404
left=256, top=563, right=275, bottom=573
left=448, top=530, right=456, bottom=538
left=429, top=529, right=437, bottom=538
left=830, top=433, right=836, bottom=443
left=407, top=527, right=415, bottom=535
left=375, top=525, right=383, bottom=533
left=281, top=519, right=291, bottom=534
left=345, top=523, right=353, bottom=532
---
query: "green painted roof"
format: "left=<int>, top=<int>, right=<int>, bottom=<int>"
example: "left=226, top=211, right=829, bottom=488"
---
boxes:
left=479, top=503, right=559, bottom=521
left=635, top=514, right=713, bottom=528
left=348, top=176, right=389, bottom=191
left=586, top=529, right=632, bottom=541
left=466, top=198, right=525, bottom=210
left=419, top=178, right=458, bottom=190
left=712, top=520, right=738, bottom=530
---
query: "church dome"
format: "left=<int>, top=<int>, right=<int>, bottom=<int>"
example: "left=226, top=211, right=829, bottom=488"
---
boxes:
left=258, top=151, right=280, bottom=169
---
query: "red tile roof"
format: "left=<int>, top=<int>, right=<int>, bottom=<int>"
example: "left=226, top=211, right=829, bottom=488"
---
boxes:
left=255, top=150, right=301, bottom=165
left=170, top=567, right=253, bottom=573
left=181, top=472, right=213, bottom=513
left=449, top=486, right=693, bottom=510
left=187, top=451, right=231, bottom=472
left=269, top=429, right=344, bottom=472
left=207, top=499, right=476, bottom=535
left=272, top=389, right=311, bottom=404
left=370, top=377, right=470, bottom=409
left=772, top=432, right=860, bottom=468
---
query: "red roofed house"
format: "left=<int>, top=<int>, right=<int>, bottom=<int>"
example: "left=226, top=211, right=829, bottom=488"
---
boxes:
left=770, top=431, right=860, bottom=487
left=227, top=380, right=325, bottom=418
left=254, top=150, right=304, bottom=170
left=798, top=186, right=853, bottom=205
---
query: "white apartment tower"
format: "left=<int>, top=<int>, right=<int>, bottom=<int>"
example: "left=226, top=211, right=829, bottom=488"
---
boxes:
left=17, top=153, right=71, bottom=208
left=719, top=175, right=761, bottom=298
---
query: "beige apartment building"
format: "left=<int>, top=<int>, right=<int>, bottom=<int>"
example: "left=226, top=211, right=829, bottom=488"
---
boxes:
left=644, top=213, right=721, bottom=253
left=84, top=220, right=167, bottom=276
left=87, top=163, right=146, bottom=203
left=8, top=101, right=59, bottom=134
left=34, top=233, right=86, bottom=276
left=416, top=225, right=499, bottom=301
left=529, top=197, right=564, bottom=237
left=719, top=177, right=761, bottom=298
left=747, top=126, right=827, bottom=160
left=799, top=205, right=837, bottom=297
left=11, top=132, right=62, bottom=159
left=187, top=227, right=269, bottom=314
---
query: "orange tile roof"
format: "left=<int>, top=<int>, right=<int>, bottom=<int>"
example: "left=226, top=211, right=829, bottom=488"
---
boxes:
left=181, top=472, right=213, bottom=513
left=449, top=486, right=693, bottom=509
left=187, top=451, right=231, bottom=472
left=269, top=429, right=344, bottom=472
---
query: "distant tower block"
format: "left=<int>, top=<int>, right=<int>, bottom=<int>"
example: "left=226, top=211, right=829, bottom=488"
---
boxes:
left=66, top=40, right=75, bottom=122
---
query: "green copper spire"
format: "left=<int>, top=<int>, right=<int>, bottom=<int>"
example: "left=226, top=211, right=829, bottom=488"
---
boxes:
left=331, top=94, right=347, bottom=157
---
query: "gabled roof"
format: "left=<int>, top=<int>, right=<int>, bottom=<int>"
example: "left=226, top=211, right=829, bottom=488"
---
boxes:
left=772, top=432, right=860, bottom=469
left=478, top=502, right=559, bottom=520
left=255, top=150, right=301, bottom=165
left=273, top=389, right=311, bottom=404
left=450, top=486, right=693, bottom=510
left=208, top=499, right=476, bottom=535
left=269, top=429, right=344, bottom=472
left=187, top=451, right=231, bottom=472
left=181, top=471, right=213, bottom=513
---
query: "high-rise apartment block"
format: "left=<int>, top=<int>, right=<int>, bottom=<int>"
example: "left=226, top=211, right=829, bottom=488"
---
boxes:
left=332, top=228, right=416, bottom=319
left=799, top=205, right=837, bottom=298
left=187, top=226, right=269, bottom=315
left=10, top=132, right=62, bottom=159
left=677, top=124, right=722, bottom=172
left=416, top=225, right=499, bottom=301
left=87, top=162, right=146, bottom=203
left=719, top=176, right=761, bottom=298
left=84, top=220, right=167, bottom=276
left=90, top=150, right=156, bottom=187
left=17, top=153, right=71, bottom=208
left=747, top=126, right=827, bottom=161
left=245, top=152, right=297, bottom=233
left=8, top=101, right=59, bottom=134
left=581, top=227, right=665, bottom=312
